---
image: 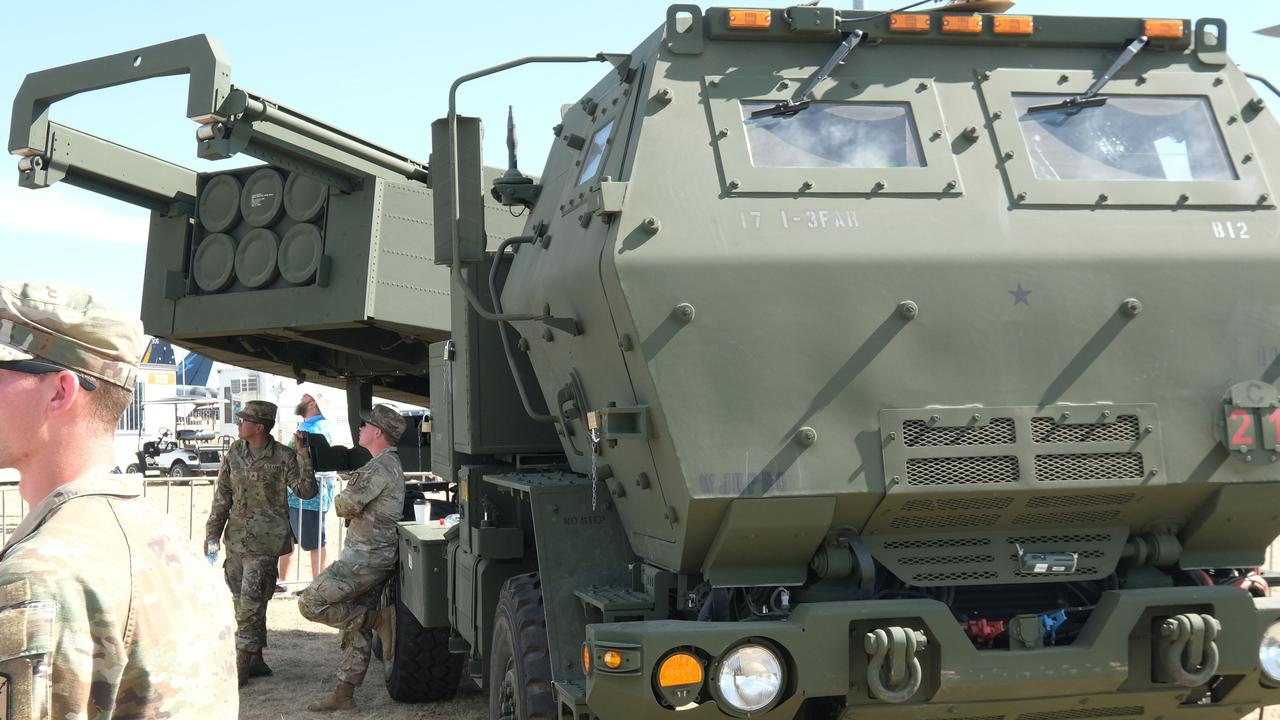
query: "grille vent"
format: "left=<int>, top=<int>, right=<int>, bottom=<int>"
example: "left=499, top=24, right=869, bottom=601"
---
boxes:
left=890, top=514, right=1002, bottom=529
left=1032, top=415, right=1140, bottom=444
left=902, top=497, right=1014, bottom=512
left=1008, top=533, right=1111, bottom=544
left=904, top=417, right=1016, bottom=447
left=1035, top=453, right=1144, bottom=482
left=882, top=538, right=991, bottom=550
left=906, top=456, right=1019, bottom=485
left=1025, top=493, right=1135, bottom=509
left=1016, top=708, right=1143, bottom=720
left=900, top=554, right=997, bottom=566
left=912, top=570, right=999, bottom=582
left=1013, top=510, right=1121, bottom=526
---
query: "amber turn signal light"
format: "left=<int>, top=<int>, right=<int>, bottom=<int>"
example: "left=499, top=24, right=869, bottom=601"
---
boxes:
left=657, top=652, right=704, bottom=688
left=602, top=650, right=624, bottom=670
left=728, top=9, right=771, bottom=29
left=1143, top=19, right=1185, bottom=38
left=582, top=643, right=591, bottom=674
left=889, top=13, right=931, bottom=32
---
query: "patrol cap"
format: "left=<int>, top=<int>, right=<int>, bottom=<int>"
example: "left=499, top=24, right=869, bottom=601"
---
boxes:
left=361, top=404, right=406, bottom=443
left=0, top=282, right=142, bottom=389
left=236, top=400, right=278, bottom=425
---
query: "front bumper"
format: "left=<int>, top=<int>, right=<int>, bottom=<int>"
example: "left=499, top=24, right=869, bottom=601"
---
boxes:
left=585, top=587, right=1280, bottom=720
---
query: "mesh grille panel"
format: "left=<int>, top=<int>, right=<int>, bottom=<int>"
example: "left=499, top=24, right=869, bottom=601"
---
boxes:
left=902, top=497, right=1014, bottom=512
left=899, top=554, right=997, bottom=566
left=1034, top=453, right=1143, bottom=482
left=890, top=514, right=1002, bottom=529
left=1025, top=493, right=1136, bottom=509
left=1031, top=415, right=1140, bottom=444
left=912, top=570, right=999, bottom=582
left=1013, top=566, right=1100, bottom=579
left=882, top=538, right=991, bottom=550
left=1013, top=510, right=1121, bottom=525
left=906, top=456, right=1019, bottom=485
left=1008, top=533, right=1113, bottom=544
left=1017, top=708, right=1143, bottom=720
left=904, top=417, right=1016, bottom=446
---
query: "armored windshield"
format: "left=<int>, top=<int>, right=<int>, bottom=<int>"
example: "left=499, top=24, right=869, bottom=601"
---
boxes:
left=1013, top=95, right=1237, bottom=182
left=740, top=101, right=925, bottom=169
left=576, top=120, right=615, bottom=185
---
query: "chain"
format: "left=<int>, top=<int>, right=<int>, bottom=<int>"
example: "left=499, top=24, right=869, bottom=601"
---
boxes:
left=589, top=426, right=601, bottom=510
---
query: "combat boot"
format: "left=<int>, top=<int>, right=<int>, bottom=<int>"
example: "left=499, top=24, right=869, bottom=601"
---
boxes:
left=248, top=650, right=273, bottom=678
left=306, top=680, right=356, bottom=712
left=235, top=650, right=251, bottom=687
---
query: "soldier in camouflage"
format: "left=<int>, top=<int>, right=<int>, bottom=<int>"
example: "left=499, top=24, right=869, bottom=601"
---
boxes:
left=206, top=399, right=318, bottom=685
left=0, top=282, right=238, bottom=718
left=300, top=403, right=407, bottom=711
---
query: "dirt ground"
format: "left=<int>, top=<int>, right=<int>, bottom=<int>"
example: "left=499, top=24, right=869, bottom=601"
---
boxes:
left=242, top=596, right=485, bottom=720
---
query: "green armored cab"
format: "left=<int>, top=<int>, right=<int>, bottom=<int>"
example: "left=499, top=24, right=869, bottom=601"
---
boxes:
left=11, top=3, right=1280, bottom=719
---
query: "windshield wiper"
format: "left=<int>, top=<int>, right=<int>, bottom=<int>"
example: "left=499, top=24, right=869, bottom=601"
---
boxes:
left=751, top=29, right=865, bottom=119
left=1028, top=35, right=1149, bottom=114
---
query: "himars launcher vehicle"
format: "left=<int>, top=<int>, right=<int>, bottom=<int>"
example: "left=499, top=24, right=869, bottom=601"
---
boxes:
left=11, top=3, right=1280, bottom=719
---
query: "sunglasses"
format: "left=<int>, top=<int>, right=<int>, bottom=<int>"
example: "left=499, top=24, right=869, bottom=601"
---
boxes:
left=0, top=359, right=97, bottom=391
left=235, top=418, right=263, bottom=426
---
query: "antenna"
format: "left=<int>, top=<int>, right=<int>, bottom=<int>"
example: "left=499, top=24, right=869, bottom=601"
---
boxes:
left=506, top=105, right=519, bottom=174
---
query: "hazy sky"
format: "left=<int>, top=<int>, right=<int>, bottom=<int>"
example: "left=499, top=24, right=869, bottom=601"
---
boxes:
left=2, top=0, right=1276, bottom=316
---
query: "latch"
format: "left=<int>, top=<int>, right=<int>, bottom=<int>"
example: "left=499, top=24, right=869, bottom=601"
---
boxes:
left=864, top=626, right=927, bottom=703
left=1155, top=613, right=1221, bottom=687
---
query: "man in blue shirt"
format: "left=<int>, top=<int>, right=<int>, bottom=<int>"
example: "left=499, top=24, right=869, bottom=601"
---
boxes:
left=278, top=393, right=337, bottom=592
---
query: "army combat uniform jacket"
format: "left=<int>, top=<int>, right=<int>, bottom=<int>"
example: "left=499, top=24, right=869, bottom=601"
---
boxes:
left=335, top=447, right=406, bottom=569
left=298, top=448, right=405, bottom=685
left=207, top=437, right=319, bottom=556
left=0, top=475, right=238, bottom=719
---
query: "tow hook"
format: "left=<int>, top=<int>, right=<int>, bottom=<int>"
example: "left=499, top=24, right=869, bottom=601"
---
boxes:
left=864, top=627, right=927, bottom=703
left=1155, top=613, right=1221, bottom=687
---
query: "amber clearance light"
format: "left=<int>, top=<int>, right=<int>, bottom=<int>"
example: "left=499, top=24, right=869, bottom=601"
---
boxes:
left=582, top=643, right=592, bottom=674
left=942, top=15, right=983, bottom=34
left=889, top=13, right=931, bottom=32
left=602, top=650, right=625, bottom=670
left=1143, top=19, right=1185, bottom=38
left=657, top=652, right=704, bottom=688
left=993, top=15, right=1034, bottom=35
left=728, top=9, right=772, bottom=29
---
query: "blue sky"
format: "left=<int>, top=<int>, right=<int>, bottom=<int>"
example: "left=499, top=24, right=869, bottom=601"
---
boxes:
left=2, top=1, right=1276, bottom=316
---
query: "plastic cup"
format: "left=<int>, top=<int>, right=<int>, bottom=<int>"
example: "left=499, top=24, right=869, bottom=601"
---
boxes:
left=413, top=500, right=430, bottom=524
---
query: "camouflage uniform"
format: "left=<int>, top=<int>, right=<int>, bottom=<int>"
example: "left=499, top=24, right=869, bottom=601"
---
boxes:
left=300, top=405, right=406, bottom=687
left=0, top=282, right=238, bottom=718
left=206, top=408, right=318, bottom=654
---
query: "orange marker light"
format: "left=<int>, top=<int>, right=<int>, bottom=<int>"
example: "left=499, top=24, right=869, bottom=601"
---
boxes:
left=582, top=643, right=592, bottom=674
left=1143, top=19, right=1185, bottom=38
left=728, top=9, right=772, bottom=29
left=657, top=652, right=704, bottom=688
left=993, top=16, right=1034, bottom=35
left=889, top=13, right=931, bottom=32
left=602, top=650, right=624, bottom=670
left=942, top=15, right=983, bottom=34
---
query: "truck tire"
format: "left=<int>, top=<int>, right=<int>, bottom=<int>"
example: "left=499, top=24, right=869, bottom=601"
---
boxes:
left=489, top=573, right=555, bottom=720
left=379, top=576, right=463, bottom=702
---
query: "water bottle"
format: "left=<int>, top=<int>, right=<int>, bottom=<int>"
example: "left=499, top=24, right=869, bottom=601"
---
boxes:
left=206, top=539, right=220, bottom=565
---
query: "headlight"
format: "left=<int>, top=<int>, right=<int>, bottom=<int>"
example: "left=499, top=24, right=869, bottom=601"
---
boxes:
left=1260, top=620, right=1280, bottom=684
left=715, top=643, right=784, bottom=714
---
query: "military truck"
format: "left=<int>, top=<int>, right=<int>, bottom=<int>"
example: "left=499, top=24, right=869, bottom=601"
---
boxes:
left=11, top=4, right=1280, bottom=719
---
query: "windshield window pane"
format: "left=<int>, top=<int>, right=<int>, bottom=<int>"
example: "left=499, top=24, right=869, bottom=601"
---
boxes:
left=741, top=102, right=925, bottom=168
left=577, top=120, right=615, bottom=185
left=1013, top=94, right=1236, bottom=181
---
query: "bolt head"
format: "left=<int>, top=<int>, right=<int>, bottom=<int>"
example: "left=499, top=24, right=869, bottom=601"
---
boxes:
left=796, top=427, right=818, bottom=447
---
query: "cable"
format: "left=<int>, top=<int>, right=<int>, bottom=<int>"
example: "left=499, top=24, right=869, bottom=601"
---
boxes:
left=844, top=0, right=935, bottom=25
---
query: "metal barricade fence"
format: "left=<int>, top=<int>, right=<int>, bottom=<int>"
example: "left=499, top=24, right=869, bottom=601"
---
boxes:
left=0, top=471, right=440, bottom=588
